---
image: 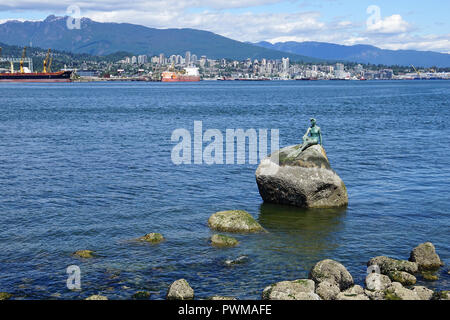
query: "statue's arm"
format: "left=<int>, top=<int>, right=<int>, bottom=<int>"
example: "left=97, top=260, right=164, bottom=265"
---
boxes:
left=303, top=127, right=310, bottom=139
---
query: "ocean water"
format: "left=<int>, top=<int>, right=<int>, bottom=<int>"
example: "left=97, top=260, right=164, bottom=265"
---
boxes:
left=0, top=80, right=449, bottom=299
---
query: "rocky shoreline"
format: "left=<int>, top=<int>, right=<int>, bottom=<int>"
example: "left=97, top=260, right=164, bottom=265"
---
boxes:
left=1, top=208, right=446, bottom=301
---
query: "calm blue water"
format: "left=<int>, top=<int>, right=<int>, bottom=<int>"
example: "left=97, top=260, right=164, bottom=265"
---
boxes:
left=0, top=81, right=449, bottom=299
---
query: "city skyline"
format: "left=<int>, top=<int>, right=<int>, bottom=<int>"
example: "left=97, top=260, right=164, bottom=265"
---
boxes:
left=0, top=0, right=449, bottom=54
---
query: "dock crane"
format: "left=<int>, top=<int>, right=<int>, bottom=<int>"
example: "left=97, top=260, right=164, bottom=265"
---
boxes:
left=48, top=56, right=53, bottom=73
left=411, top=64, right=421, bottom=79
left=20, top=47, right=27, bottom=73
left=43, top=49, right=51, bottom=73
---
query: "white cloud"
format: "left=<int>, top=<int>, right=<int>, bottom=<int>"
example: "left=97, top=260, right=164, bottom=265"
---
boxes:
left=366, top=14, right=411, bottom=34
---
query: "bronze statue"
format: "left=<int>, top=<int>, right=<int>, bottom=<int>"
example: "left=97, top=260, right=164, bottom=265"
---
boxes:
left=301, top=118, right=322, bottom=152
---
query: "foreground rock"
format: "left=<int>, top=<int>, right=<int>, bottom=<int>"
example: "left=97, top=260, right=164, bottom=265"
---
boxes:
left=388, top=271, right=416, bottom=286
left=365, top=273, right=391, bottom=291
left=315, top=281, right=340, bottom=300
left=262, top=279, right=319, bottom=300
left=138, top=233, right=164, bottom=244
left=73, top=250, right=95, bottom=259
left=255, top=144, right=348, bottom=208
left=167, top=279, right=194, bottom=300
left=208, top=210, right=265, bottom=233
left=309, top=259, right=353, bottom=290
left=412, top=286, right=433, bottom=300
left=210, top=234, right=239, bottom=247
left=367, top=256, right=418, bottom=274
left=384, top=282, right=420, bottom=300
left=409, top=242, right=443, bottom=271
left=85, top=294, right=108, bottom=300
left=336, top=285, right=369, bottom=300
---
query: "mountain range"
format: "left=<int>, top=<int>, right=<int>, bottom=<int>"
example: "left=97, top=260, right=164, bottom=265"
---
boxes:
left=254, top=41, right=450, bottom=68
left=0, top=15, right=317, bottom=62
left=0, top=15, right=449, bottom=67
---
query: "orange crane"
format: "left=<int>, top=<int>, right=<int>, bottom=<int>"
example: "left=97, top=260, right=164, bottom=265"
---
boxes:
left=43, top=49, right=51, bottom=73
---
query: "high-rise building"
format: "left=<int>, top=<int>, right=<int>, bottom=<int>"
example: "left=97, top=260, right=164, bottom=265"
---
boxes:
left=191, top=54, right=197, bottom=65
left=185, top=51, right=191, bottom=66
left=131, top=56, right=137, bottom=64
left=282, top=57, right=290, bottom=72
left=137, top=55, right=147, bottom=64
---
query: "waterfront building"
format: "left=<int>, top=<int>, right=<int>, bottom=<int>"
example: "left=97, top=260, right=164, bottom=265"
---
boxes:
left=185, top=51, right=191, bottom=66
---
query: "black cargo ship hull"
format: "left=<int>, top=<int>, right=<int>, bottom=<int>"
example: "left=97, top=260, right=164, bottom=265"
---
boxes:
left=0, top=70, right=72, bottom=82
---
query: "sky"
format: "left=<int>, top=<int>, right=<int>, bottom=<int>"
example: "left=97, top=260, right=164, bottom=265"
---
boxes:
left=0, top=0, right=449, bottom=53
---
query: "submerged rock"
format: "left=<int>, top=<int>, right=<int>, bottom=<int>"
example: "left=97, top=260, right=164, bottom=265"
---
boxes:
left=367, top=256, right=418, bottom=274
left=432, top=291, right=450, bottom=300
left=255, top=144, right=348, bottom=208
left=388, top=271, right=416, bottom=286
left=0, top=292, right=12, bottom=300
left=73, top=250, right=95, bottom=259
left=409, top=242, right=443, bottom=271
left=224, top=255, right=249, bottom=266
left=262, top=279, right=319, bottom=300
left=132, top=291, right=151, bottom=299
left=85, top=294, right=108, bottom=300
left=138, top=233, right=165, bottom=244
left=208, top=210, right=265, bottom=233
left=166, top=279, right=194, bottom=300
left=210, top=234, right=239, bottom=247
left=309, top=259, right=353, bottom=291
left=421, top=271, right=439, bottom=281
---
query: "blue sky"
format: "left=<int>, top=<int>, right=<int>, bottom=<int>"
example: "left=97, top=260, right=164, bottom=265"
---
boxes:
left=0, top=0, right=449, bottom=53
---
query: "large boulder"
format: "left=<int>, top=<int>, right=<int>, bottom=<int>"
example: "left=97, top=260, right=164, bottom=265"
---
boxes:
left=309, top=259, right=354, bottom=290
left=262, top=279, right=319, bottom=300
left=316, top=281, right=340, bottom=300
left=367, top=256, right=418, bottom=274
left=365, top=273, right=391, bottom=291
left=412, top=286, right=433, bottom=300
left=208, top=210, right=265, bottom=233
left=409, top=242, right=443, bottom=271
left=166, top=279, right=194, bottom=300
left=255, top=144, right=348, bottom=208
left=384, top=282, right=420, bottom=300
left=388, top=271, right=416, bottom=286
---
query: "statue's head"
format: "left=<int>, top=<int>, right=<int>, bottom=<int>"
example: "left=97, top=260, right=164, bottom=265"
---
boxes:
left=310, top=118, right=316, bottom=126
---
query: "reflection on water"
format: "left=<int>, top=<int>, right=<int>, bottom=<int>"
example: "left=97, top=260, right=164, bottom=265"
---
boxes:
left=250, top=203, right=347, bottom=277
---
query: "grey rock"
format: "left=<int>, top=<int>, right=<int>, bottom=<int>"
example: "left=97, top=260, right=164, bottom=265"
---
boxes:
left=365, top=273, right=391, bottom=291
left=255, top=144, right=348, bottom=208
left=316, top=281, right=340, bottom=300
left=224, top=255, right=249, bottom=266
left=208, top=296, right=237, bottom=300
left=262, top=279, right=318, bottom=300
left=166, top=279, right=194, bottom=300
left=364, top=289, right=386, bottom=300
left=384, top=282, right=420, bottom=300
left=210, top=234, right=239, bottom=247
left=412, top=286, right=433, bottom=300
left=309, top=259, right=353, bottom=290
left=208, top=210, right=265, bottom=233
left=409, top=242, right=443, bottom=271
left=367, top=256, right=418, bottom=274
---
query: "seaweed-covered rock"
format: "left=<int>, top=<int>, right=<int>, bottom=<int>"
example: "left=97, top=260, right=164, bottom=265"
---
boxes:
left=73, top=250, right=95, bottom=259
left=432, top=291, right=449, bottom=300
left=210, top=234, right=239, bottom=247
left=365, top=273, right=392, bottom=291
left=309, top=259, right=353, bottom=290
left=85, top=294, right=108, bottom=300
left=316, top=281, right=340, bottom=300
left=255, top=144, right=348, bottom=208
left=138, top=233, right=164, bottom=244
left=208, top=210, right=265, bottom=233
left=0, top=292, right=12, bottom=300
left=384, top=282, right=420, bottom=300
left=262, top=279, right=319, bottom=300
left=409, top=242, right=443, bottom=271
left=166, top=279, right=194, bottom=300
left=421, top=271, right=439, bottom=281
left=367, top=256, right=418, bottom=274
left=388, top=271, right=416, bottom=286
